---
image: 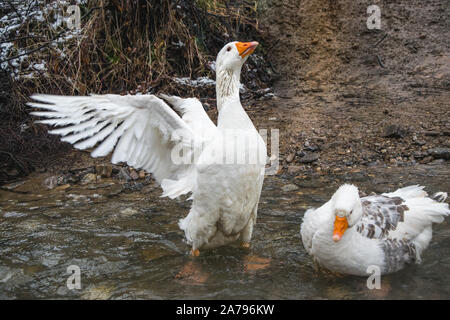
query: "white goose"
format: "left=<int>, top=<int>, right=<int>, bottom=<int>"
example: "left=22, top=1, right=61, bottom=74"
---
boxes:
left=301, top=184, right=449, bottom=275
left=28, top=41, right=267, bottom=256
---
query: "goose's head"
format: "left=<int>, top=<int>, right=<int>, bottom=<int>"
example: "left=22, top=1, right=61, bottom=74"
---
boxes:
left=216, top=41, right=259, bottom=73
left=330, top=184, right=363, bottom=242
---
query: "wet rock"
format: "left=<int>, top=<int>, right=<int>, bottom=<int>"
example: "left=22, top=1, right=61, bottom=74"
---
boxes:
left=129, top=169, right=139, bottom=180
left=287, top=165, right=303, bottom=174
left=305, top=144, right=320, bottom=152
left=82, top=286, right=113, bottom=300
left=139, top=170, right=146, bottom=179
left=296, top=150, right=306, bottom=157
left=118, top=168, right=132, bottom=182
left=95, top=165, right=113, bottom=178
left=382, top=124, right=406, bottom=138
left=3, top=211, right=27, bottom=218
left=17, top=220, right=41, bottom=231
left=281, top=184, right=299, bottom=192
left=412, top=135, right=426, bottom=146
left=85, top=183, right=106, bottom=191
left=412, top=151, right=425, bottom=159
left=286, top=152, right=295, bottom=163
left=419, top=156, right=433, bottom=164
left=299, top=153, right=319, bottom=163
left=54, top=184, right=71, bottom=191
left=0, top=266, right=23, bottom=283
left=120, top=208, right=138, bottom=217
left=3, top=181, right=25, bottom=190
left=64, top=173, right=80, bottom=184
left=414, top=140, right=426, bottom=146
left=81, top=173, right=97, bottom=185
left=122, top=182, right=144, bottom=191
left=424, top=131, right=440, bottom=136
left=41, top=253, right=62, bottom=267
left=427, top=147, right=450, bottom=160
left=105, top=185, right=123, bottom=198
left=293, top=178, right=324, bottom=188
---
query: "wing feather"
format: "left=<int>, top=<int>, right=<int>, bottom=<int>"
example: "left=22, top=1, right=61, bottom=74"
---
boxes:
left=27, top=94, right=214, bottom=192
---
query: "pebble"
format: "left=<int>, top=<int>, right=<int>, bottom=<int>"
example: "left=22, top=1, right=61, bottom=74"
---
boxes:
left=81, top=173, right=97, bottom=185
left=129, top=169, right=139, bottom=180
left=382, top=124, right=405, bottom=138
left=287, top=165, right=302, bottom=174
left=427, top=147, right=450, bottom=160
left=281, top=184, right=299, bottom=192
left=286, top=153, right=296, bottom=163
left=55, top=184, right=71, bottom=191
left=120, top=208, right=138, bottom=217
left=118, top=168, right=132, bottom=182
left=299, top=153, right=319, bottom=163
left=95, top=165, right=113, bottom=178
left=81, top=286, right=113, bottom=300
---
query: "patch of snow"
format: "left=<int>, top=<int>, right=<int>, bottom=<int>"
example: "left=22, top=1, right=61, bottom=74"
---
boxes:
left=174, top=76, right=216, bottom=87
left=171, top=40, right=185, bottom=48
left=207, top=61, right=216, bottom=72
left=32, top=62, right=46, bottom=71
left=0, top=0, right=88, bottom=79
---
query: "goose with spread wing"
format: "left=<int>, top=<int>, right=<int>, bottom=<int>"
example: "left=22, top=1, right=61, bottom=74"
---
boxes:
left=28, top=41, right=267, bottom=256
left=300, top=184, right=449, bottom=275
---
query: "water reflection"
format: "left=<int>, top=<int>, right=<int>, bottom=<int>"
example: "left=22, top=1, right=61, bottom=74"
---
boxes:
left=0, top=163, right=448, bottom=299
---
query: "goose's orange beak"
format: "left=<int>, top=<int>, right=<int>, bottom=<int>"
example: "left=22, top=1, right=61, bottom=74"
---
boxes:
left=235, top=41, right=259, bottom=59
left=333, top=216, right=348, bottom=242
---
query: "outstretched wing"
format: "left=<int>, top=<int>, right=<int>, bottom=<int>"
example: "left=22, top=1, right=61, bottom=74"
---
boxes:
left=355, top=195, right=409, bottom=239
left=27, top=94, right=210, bottom=191
left=158, top=94, right=217, bottom=138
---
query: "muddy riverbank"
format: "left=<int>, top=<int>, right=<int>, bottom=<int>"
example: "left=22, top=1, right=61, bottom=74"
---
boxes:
left=1, top=0, right=449, bottom=183
left=250, top=0, right=449, bottom=176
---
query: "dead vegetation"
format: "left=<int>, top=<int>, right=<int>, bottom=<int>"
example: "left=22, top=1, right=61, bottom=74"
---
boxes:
left=0, top=0, right=273, bottom=183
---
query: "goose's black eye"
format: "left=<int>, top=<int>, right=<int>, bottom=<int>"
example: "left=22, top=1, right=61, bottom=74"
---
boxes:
left=226, top=46, right=232, bottom=52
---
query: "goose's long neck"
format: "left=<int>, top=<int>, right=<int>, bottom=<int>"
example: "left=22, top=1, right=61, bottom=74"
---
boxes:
left=216, top=67, right=253, bottom=129
left=216, top=68, right=240, bottom=109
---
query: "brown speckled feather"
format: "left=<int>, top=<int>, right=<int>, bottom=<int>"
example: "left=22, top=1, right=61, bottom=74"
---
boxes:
left=356, top=195, right=409, bottom=239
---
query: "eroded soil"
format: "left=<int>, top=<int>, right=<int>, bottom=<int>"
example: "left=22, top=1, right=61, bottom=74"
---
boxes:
left=250, top=0, right=449, bottom=176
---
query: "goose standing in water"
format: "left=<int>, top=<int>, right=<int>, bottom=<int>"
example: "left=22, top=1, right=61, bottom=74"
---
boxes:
left=28, top=41, right=267, bottom=256
left=301, top=184, right=449, bottom=275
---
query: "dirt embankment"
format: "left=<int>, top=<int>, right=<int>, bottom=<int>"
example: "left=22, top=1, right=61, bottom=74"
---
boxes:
left=2, top=0, right=449, bottom=183
left=251, top=0, right=449, bottom=176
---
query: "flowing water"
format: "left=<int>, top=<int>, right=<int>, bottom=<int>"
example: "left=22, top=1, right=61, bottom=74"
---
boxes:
left=0, top=163, right=449, bottom=299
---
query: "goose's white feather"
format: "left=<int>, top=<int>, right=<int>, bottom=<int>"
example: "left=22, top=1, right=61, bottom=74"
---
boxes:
left=28, top=41, right=266, bottom=252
